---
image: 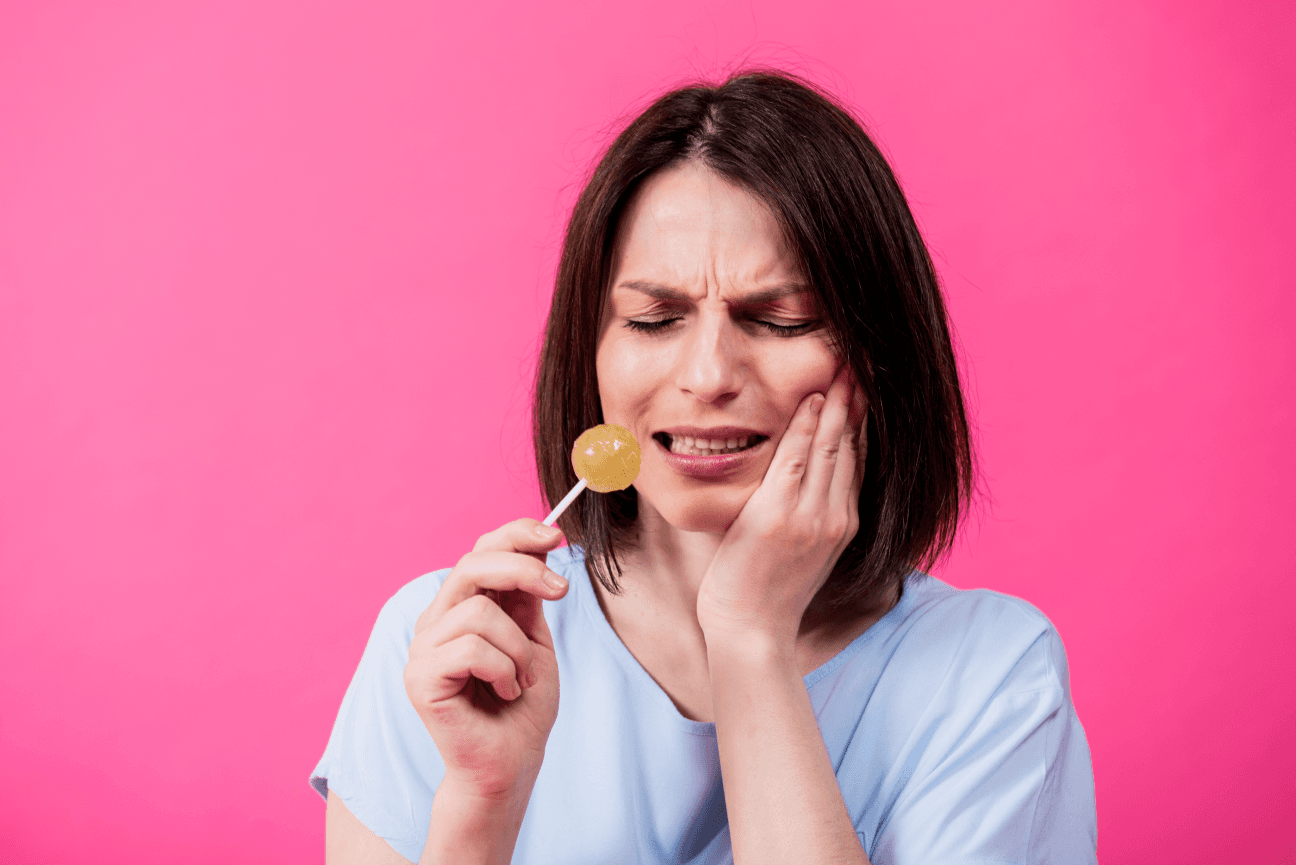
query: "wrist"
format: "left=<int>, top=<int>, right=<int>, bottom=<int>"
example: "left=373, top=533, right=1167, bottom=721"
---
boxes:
left=703, top=626, right=797, bottom=676
left=695, top=572, right=810, bottom=649
left=438, top=760, right=541, bottom=810
left=699, top=601, right=799, bottom=651
left=422, top=773, right=539, bottom=865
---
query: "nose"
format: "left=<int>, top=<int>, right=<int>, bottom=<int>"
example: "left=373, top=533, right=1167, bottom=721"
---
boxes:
left=676, top=310, right=743, bottom=405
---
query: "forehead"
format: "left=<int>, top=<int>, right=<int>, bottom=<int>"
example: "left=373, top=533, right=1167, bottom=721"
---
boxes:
left=610, top=162, right=802, bottom=293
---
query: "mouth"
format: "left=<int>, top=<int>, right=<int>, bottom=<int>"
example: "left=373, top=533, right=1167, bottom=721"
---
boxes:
left=652, top=432, right=769, bottom=456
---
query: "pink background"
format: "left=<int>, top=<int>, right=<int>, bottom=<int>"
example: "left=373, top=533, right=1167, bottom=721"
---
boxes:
left=2, top=0, right=1293, bottom=862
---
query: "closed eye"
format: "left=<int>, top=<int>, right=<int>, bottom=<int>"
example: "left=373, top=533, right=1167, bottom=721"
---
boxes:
left=750, top=319, right=817, bottom=336
left=624, top=318, right=680, bottom=333
left=624, top=317, right=817, bottom=336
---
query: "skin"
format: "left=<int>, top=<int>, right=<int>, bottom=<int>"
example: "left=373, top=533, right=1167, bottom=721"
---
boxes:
left=327, top=161, right=895, bottom=864
left=593, top=161, right=885, bottom=721
left=599, top=159, right=831, bottom=539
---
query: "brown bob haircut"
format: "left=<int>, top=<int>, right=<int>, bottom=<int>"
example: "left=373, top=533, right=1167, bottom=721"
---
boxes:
left=534, top=70, right=973, bottom=610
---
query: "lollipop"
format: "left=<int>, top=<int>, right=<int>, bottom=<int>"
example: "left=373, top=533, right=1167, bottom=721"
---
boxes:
left=542, top=424, right=641, bottom=526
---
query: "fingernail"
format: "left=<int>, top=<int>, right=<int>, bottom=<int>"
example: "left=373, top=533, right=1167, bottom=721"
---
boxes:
left=524, top=669, right=536, bottom=689
left=810, top=394, right=826, bottom=415
left=544, top=571, right=568, bottom=591
left=535, top=524, right=561, bottom=538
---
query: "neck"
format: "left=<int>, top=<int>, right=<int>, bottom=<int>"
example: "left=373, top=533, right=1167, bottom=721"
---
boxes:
left=594, top=499, right=899, bottom=643
left=608, top=499, right=723, bottom=617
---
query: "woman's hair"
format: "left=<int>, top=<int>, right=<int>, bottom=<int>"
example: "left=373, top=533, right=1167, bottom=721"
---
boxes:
left=534, top=69, right=973, bottom=610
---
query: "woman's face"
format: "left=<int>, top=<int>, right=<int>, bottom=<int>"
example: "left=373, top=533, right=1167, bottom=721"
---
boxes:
left=596, top=161, right=846, bottom=534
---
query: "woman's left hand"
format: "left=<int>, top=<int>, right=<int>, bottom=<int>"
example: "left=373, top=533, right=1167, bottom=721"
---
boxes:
left=695, top=362, right=868, bottom=645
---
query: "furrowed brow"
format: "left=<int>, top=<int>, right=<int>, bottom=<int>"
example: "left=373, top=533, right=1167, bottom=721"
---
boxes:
left=616, top=280, right=692, bottom=301
left=739, top=284, right=812, bottom=306
left=616, top=280, right=810, bottom=305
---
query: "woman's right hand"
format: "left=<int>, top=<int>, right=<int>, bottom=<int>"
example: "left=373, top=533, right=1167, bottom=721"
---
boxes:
left=404, top=518, right=570, bottom=802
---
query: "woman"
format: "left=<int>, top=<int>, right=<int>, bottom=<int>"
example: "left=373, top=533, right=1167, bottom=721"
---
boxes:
left=312, top=71, right=1097, bottom=864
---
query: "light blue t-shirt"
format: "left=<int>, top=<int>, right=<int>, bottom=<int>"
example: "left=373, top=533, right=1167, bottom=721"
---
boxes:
left=312, top=545, right=1097, bottom=864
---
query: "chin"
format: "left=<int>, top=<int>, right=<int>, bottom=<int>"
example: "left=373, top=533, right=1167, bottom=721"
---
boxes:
left=657, top=489, right=749, bottom=534
left=669, top=511, right=736, bottom=534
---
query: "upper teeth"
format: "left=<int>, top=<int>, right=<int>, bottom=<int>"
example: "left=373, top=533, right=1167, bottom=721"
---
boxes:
left=667, top=435, right=753, bottom=455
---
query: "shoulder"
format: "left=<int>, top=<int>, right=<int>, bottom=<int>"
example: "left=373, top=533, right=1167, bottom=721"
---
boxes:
left=852, top=576, right=1096, bottom=863
left=367, top=567, right=453, bottom=644
left=903, top=571, right=1055, bottom=636
left=887, top=573, right=1072, bottom=699
left=312, top=569, right=454, bottom=860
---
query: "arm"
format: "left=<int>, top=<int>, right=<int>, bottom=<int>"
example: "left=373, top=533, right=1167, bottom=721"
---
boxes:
left=708, top=634, right=868, bottom=865
left=324, top=520, right=569, bottom=865
left=327, top=790, right=412, bottom=865
left=417, top=776, right=536, bottom=865
left=403, top=520, right=568, bottom=865
left=325, top=735, right=541, bottom=865
left=697, top=364, right=871, bottom=864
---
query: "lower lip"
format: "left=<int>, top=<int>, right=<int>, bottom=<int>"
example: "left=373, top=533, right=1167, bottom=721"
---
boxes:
left=656, top=437, right=766, bottom=479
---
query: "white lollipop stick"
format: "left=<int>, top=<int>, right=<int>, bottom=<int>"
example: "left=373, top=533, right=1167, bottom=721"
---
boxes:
left=542, top=476, right=589, bottom=527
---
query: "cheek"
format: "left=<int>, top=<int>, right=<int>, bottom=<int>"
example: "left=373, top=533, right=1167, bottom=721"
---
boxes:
left=760, top=345, right=840, bottom=413
left=595, top=337, right=654, bottom=419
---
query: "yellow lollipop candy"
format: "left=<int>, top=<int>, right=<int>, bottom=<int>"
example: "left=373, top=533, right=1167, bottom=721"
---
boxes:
left=542, top=424, right=641, bottom=526
left=571, top=423, right=641, bottom=493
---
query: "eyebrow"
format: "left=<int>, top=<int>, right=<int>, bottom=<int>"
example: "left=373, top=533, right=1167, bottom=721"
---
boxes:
left=615, top=280, right=810, bottom=305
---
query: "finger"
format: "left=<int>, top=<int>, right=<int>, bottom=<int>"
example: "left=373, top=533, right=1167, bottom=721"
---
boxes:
left=408, top=633, right=521, bottom=705
left=421, top=593, right=537, bottom=688
left=473, top=518, right=566, bottom=563
left=827, top=382, right=868, bottom=510
left=495, top=584, right=549, bottom=645
left=828, top=405, right=866, bottom=537
left=424, top=550, right=569, bottom=626
left=846, top=371, right=868, bottom=431
left=800, top=364, right=854, bottom=504
left=762, top=391, right=826, bottom=502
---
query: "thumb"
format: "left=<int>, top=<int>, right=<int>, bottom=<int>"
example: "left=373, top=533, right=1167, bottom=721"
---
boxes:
left=520, top=520, right=566, bottom=566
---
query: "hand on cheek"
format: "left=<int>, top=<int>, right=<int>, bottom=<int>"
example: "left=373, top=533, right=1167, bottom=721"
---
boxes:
left=696, top=363, right=867, bottom=644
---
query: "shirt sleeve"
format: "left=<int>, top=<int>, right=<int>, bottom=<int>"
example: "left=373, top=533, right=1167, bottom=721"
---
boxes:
left=310, top=570, right=451, bottom=864
left=870, top=626, right=1098, bottom=865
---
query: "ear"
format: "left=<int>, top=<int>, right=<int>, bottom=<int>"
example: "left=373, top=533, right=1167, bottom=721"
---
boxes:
left=857, top=407, right=869, bottom=467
